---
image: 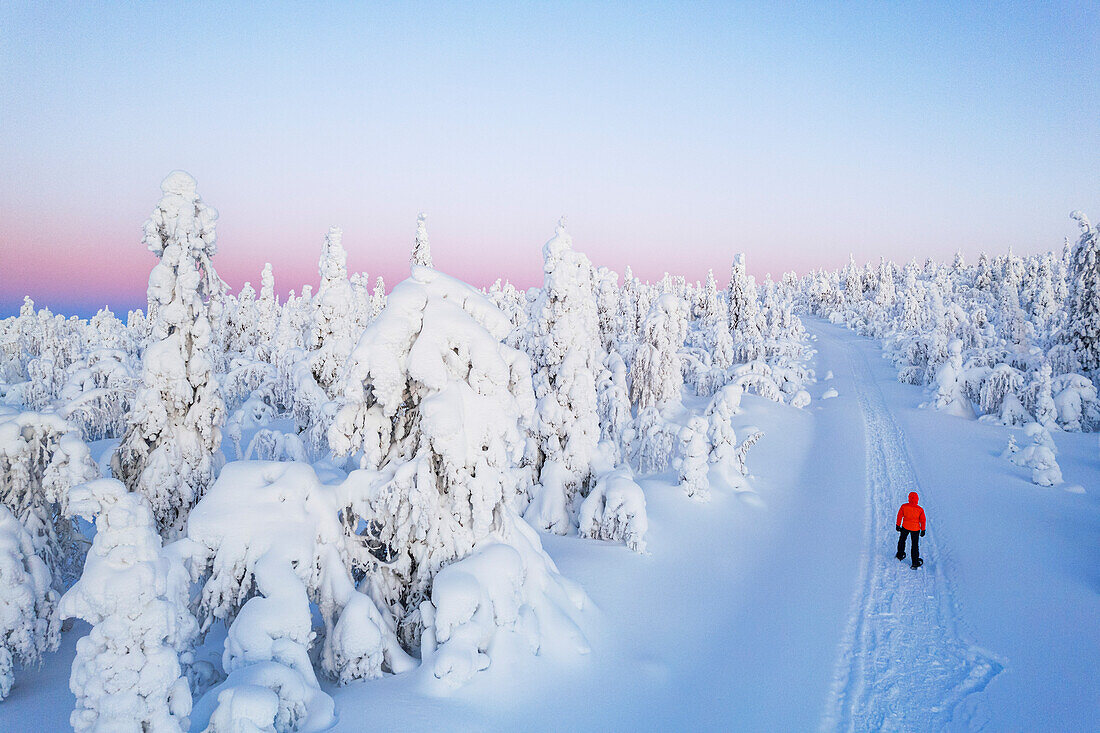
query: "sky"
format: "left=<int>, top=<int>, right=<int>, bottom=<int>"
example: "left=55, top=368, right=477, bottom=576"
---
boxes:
left=2, top=1, right=1099, bottom=317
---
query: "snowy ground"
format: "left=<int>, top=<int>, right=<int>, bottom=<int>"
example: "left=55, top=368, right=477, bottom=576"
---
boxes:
left=5, top=319, right=1096, bottom=731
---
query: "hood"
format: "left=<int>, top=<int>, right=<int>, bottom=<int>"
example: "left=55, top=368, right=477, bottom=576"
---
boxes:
left=908, top=491, right=919, bottom=505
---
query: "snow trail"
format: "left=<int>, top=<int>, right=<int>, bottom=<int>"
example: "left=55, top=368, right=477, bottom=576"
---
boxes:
left=822, top=331, right=1002, bottom=732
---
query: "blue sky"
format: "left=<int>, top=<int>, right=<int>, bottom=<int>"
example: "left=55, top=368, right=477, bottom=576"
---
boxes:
left=2, top=1, right=1098, bottom=315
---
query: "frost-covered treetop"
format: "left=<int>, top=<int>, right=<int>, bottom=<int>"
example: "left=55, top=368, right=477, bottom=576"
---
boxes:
left=338, top=266, right=517, bottom=414
left=1071, top=210, right=1091, bottom=233
left=411, top=212, right=433, bottom=268
left=543, top=217, right=573, bottom=275
left=260, top=262, right=274, bottom=293
left=160, top=169, right=198, bottom=197
left=331, top=265, right=531, bottom=467
left=319, top=226, right=348, bottom=287
left=143, top=170, right=218, bottom=259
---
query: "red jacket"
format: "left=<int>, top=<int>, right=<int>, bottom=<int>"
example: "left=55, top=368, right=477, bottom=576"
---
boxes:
left=896, top=492, right=926, bottom=532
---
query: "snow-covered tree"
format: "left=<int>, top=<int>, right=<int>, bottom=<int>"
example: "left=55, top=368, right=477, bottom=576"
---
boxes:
left=61, top=333, right=138, bottom=445
left=525, top=220, right=602, bottom=530
left=1067, top=211, right=1100, bottom=372
left=0, top=504, right=60, bottom=701
left=975, top=252, right=994, bottom=291
left=113, top=171, right=226, bottom=539
left=634, top=405, right=676, bottom=475
left=630, top=294, right=687, bottom=410
left=728, top=254, right=763, bottom=361
left=874, top=258, right=896, bottom=307
left=1009, top=422, right=1063, bottom=486
left=369, top=276, right=387, bottom=322
left=1027, top=362, right=1058, bottom=428
left=691, top=269, right=735, bottom=394
left=615, top=265, right=649, bottom=357
left=349, top=271, right=373, bottom=330
left=677, top=417, right=710, bottom=500
left=310, top=226, right=357, bottom=396
left=843, top=254, right=863, bottom=302
left=186, top=461, right=412, bottom=694
left=930, top=339, right=975, bottom=418
left=254, top=263, right=279, bottom=362
left=705, top=385, right=742, bottom=470
left=60, top=478, right=197, bottom=733
left=596, top=351, right=633, bottom=465
left=594, top=266, right=621, bottom=352
left=411, top=212, right=433, bottom=268
left=329, top=266, right=540, bottom=646
left=223, top=280, right=257, bottom=359
left=0, top=411, right=98, bottom=586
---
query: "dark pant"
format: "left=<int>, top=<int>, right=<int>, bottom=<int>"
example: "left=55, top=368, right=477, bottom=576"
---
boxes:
left=897, top=528, right=920, bottom=564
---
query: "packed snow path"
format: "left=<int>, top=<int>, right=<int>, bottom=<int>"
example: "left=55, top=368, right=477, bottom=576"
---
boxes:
left=818, top=322, right=1003, bottom=732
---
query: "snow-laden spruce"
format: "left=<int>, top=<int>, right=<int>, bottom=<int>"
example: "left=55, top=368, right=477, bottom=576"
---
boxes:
left=685, top=269, right=736, bottom=397
left=631, top=293, right=688, bottom=411
left=310, top=226, right=358, bottom=397
left=0, top=503, right=60, bottom=702
left=253, top=263, right=279, bottom=363
left=704, top=385, right=762, bottom=482
left=420, top=511, right=590, bottom=688
left=0, top=410, right=98, bottom=587
left=60, top=478, right=197, bottom=733
left=596, top=351, right=634, bottom=466
left=728, top=254, right=764, bottom=362
left=929, top=339, right=976, bottom=419
left=411, top=212, right=433, bottom=268
left=113, top=171, right=226, bottom=538
left=58, top=340, right=137, bottom=442
left=330, top=265, right=589, bottom=667
left=1067, top=211, right=1100, bottom=372
left=523, top=220, right=603, bottom=533
left=677, top=416, right=710, bottom=500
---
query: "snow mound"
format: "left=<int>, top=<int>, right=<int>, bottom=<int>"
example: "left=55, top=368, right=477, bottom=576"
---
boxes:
left=192, top=551, right=335, bottom=733
left=578, top=467, right=648, bottom=553
left=186, top=461, right=411, bottom=682
left=420, top=514, right=590, bottom=690
left=1008, top=422, right=1063, bottom=486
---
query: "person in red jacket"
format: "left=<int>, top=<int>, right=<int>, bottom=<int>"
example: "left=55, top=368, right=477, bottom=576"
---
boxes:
left=895, top=491, right=926, bottom=568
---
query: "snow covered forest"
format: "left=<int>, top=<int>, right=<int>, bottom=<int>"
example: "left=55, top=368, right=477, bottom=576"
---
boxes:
left=2, top=172, right=1099, bottom=732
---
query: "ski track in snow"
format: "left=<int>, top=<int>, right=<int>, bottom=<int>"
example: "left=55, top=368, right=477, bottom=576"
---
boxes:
left=822, top=332, right=1003, bottom=732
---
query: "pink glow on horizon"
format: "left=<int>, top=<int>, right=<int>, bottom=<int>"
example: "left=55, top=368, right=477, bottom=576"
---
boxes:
left=4, top=209, right=836, bottom=317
